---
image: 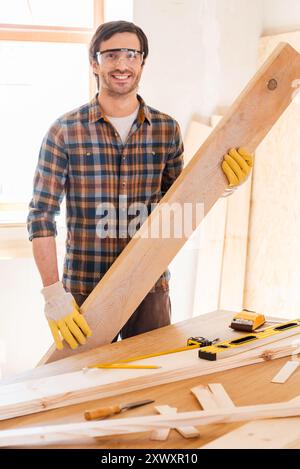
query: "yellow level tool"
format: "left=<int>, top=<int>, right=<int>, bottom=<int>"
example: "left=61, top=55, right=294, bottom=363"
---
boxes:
left=199, top=319, right=300, bottom=361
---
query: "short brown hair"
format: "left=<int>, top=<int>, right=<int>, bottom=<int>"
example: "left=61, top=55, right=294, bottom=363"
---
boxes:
left=89, top=20, right=149, bottom=89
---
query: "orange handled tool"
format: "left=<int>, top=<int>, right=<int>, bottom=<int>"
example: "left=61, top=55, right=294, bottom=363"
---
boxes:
left=84, top=399, right=154, bottom=421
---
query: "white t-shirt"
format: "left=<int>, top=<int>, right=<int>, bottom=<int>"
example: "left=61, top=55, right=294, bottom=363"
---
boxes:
left=107, top=107, right=139, bottom=144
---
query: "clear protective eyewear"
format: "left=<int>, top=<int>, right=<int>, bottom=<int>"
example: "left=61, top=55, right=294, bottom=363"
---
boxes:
left=96, top=48, right=144, bottom=66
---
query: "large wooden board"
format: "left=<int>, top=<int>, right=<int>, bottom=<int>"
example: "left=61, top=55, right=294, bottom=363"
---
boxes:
left=1, top=311, right=300, bottom=449
left=42, top=42, right=300, bottom=363
left=1, top=398, right=300, bottom=447
left=1, top=333, right=299, bottom=421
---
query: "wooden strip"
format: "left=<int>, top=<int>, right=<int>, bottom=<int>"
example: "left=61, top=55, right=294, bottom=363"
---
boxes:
left=150, top=405, right=199, bottom=440
left=0, top=337, right=299, bottom=421
left=271, top=360, right=300, bottom=384
left=1, top=399, right=300, bottom=447
left=150, top=405, right=174, bottom=441
left=40, top=42, right=300, bottom=364
left=207, top=383, right=235, bottom=408
left=191, top=383, right=234, bottom=409
left=191, top=385, right=219, bottom=410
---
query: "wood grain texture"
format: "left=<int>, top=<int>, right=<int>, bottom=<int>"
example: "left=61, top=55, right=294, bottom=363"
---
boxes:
left=1, top=398, right=300, bottom=447
left=1, top=310, right=236, bottom=385
left=201, top=396, right=300, bottom=449
left=1, top=333, right=299, bottom=421
left=150, top=405, right=199, bottom=440
left=271, top=360, right=300, bottom=383
left=40, top=42, right=300, bottom=364
left=245, top=32, right=300, bottom=317
left=191, top=383, right=235, bottom=410
left=1, top=312, right=300, bottom=449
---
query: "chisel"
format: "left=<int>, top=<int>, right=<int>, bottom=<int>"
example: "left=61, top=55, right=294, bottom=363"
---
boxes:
left=84, top=399, right=155, bottom=420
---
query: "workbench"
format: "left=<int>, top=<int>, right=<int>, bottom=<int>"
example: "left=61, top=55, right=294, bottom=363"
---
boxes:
left=1, top=310, right=299, bottom=449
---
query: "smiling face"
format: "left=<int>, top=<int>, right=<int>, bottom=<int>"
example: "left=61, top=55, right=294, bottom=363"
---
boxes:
left=93, top=32, right=144, bottom=97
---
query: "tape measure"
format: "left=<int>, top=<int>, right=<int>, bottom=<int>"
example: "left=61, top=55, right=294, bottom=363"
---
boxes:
left=199, top=319, right=300, bottom=361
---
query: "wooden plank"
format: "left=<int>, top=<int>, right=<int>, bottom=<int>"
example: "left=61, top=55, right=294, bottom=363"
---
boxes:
left=201, top=396, right=300, bottom=449
left=191, top=385, right=219, bottom=410
left=40, top=42, right=300, bottom=364
left=271, top=360, right=300, bottom=384
left=1, top=336, right=299, bottom=421
left=150, top=405, right=173, bottom=441
left=191, top=383, right=235, bottom=409
left=207, top=383, right=235, bottom=408
left=150, top=405, right=199, bottom=440
left=0, top=310, right=235, bottom=385
left=201, top=418, right=300, bottom=449
left=1, top=398, right=300, bottom=447
left=245, top=32, right=300, bottom=318
left=1, top=312, right=300, bottom=450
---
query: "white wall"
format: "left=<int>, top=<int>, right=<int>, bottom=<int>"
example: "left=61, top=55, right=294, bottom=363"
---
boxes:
left=0, top=258, right=52, bottom=376
left=263, top=0, right=300, bottom=35
left=134, top=0, right=263, bottom=133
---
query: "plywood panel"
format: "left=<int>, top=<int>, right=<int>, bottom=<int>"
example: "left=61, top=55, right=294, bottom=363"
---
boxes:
left=245, top=32, right=300, bottom=317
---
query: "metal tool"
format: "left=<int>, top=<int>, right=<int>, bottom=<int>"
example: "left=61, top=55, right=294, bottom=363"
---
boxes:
left=187, top=336, right=219, bottom=347
left=84, top=399, right=154, bottom=421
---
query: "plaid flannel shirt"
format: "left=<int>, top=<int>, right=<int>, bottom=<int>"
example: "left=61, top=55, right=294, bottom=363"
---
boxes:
left=27, top=94, right=184, bottom=295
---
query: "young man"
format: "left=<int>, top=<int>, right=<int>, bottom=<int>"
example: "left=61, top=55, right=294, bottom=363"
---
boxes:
left=27, top=21, right=252, bottom=351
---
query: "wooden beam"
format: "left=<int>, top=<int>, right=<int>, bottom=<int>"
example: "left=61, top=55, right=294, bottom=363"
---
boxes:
left=1, top=337, right=299, bottom=421
left=40, top=42, right=300, bottom=363
left=1, top=398, right=300, bottom=447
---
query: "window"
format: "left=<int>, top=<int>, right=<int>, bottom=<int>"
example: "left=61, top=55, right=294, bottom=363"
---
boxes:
left=0, top=0, right=94, bottom=28
left=0, top=0, right=103, bottom=222
left=0, top=0, right=134, bottom=223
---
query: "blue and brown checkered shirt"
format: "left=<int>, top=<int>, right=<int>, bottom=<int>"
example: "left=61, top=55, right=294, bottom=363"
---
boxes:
left=27, top=94, right=184, bottom=295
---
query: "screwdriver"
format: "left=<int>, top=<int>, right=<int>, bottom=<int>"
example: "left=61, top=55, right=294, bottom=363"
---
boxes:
left=84, top=399, right=155, bottom=421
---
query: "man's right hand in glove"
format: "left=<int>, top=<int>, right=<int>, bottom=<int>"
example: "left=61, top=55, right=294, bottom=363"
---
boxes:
left=42, top=281, right=92, bottom=350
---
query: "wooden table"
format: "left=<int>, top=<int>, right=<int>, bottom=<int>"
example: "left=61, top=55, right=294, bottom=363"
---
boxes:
left=1, top=310, right=299, bottom=449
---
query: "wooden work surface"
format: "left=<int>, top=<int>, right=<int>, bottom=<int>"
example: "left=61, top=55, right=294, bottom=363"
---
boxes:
left=1, top=310, right=299, bottom=449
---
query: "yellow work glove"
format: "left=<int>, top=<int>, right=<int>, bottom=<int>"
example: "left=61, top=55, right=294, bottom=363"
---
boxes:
left=222, top=147, right=253, bottom=188
left=42, top=281, right=92, bottom=350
